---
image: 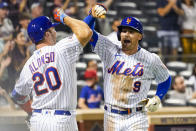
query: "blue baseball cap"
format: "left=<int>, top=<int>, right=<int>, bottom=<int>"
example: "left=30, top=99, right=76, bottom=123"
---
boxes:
left=27, top=16, right=59, bottom=43
left=0, top=2, right=8, bottom=9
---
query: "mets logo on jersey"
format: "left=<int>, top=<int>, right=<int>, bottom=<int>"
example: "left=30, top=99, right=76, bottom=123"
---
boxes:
left=126, top=18, right=132, bottom=24
left=107, top=61, right=144, bottom=77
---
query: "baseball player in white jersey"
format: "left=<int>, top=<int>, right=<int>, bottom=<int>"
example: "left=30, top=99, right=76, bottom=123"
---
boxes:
left=11, top=9, right=92, bottom=131
left=86, top=5, right=172, bottom=131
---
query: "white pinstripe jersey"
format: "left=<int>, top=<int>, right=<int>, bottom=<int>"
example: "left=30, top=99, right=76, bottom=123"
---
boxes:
left=94, top=34, right=170, bottom=108
left=14, top=35, right=82, bottom=110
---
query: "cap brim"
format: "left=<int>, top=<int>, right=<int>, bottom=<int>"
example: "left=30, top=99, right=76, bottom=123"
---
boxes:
left=118, top=25, right=142, bottom=34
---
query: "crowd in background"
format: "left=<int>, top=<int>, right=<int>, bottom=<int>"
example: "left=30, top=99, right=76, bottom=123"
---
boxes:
left=0, top=0, right=196, bottom=109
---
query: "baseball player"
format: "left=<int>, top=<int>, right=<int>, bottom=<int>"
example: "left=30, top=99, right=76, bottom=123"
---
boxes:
left=11, top=10, right=92, bottom=131
left=85, top=5, right=172, bottom=131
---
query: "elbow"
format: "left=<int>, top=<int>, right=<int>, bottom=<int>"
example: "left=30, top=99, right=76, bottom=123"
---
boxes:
left=157, top=9, right=166, bottom=17
left=86, top=28, right=93, bottom=39
left=158, top=12, right=166, bottom=17
left=78, top=28, right=93, bottom=40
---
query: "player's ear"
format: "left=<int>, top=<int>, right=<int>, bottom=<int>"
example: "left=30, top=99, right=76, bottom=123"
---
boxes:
left=138, top=34, right=142, bottom=41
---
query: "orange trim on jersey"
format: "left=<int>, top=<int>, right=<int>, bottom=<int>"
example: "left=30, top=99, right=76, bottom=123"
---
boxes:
left=127, top=109, right=131, bottom=114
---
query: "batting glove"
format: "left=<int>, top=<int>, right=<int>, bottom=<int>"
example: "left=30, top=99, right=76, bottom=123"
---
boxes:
left=89, top=3, right=107, bottom=19
left=145, top=95, right=161, bottom=112
left=54, top=8, right=68, bottom=24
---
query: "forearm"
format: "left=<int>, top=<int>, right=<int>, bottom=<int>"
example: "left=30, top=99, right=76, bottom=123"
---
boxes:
left=83, top=15, right=96, bottom=29
left=104, top=0, right=113, bottom=9
left=19, top=0, right=27, bottom=12
left=173, top=5, right=184, bottom=16
left=11, top=89, right=32, bottom=114
left=157, top=3, right=173, bottom=17
left=155, top=76, right=172, bottom=100
left=63, top=16, right=92, bottom=46
left=62, top=0, right=70, bottom=10
left=79, top=103, right=89, bottom=109
left=0, top=65, right=6, bottom=78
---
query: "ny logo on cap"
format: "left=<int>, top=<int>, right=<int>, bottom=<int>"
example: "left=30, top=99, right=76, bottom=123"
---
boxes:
left=126, top=18, right=131, bottom=24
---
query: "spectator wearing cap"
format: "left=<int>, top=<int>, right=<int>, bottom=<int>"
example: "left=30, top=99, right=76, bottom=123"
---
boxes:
left=31, top=2, right=43, bottom=19
left=78, top=69, right=104, bottom=109
left=0, top=2, right=14, bottom=45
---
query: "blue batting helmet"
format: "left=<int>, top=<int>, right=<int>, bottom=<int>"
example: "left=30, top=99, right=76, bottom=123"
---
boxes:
left=27, top=16, right=59, bottom=44
left=117, top=17, right=143, bottom=41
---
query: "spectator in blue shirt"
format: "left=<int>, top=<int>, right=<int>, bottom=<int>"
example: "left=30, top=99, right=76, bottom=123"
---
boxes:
left=78, top=69, right=104, bottom=109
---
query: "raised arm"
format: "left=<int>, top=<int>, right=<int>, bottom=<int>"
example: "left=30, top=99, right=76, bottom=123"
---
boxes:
left=54, top=9, right=92, bottom=47
left=157, top=0, right=176, bottom=17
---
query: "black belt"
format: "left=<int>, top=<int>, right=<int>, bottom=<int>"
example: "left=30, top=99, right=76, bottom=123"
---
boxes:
left=104, top=105, right=143, bottom=115
left=33, top=109, right=71, bottom=116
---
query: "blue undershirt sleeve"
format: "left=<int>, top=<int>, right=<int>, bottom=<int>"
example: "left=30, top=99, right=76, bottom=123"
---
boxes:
left=155, top=76, right=172, bottom=100
left=83, top=15, right=98, bottom=48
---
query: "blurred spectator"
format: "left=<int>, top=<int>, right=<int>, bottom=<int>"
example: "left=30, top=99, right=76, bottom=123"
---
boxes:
left=87, top=60, right=98, bottom=71
left=49, top=0, right=77, bottom=33
left=165, top=75, right=192, bottom=105
left=7, top=30, right=30, bottom=92
left=30, top=2, right=43, bottom=19
left=157, top=0, right=184, bottom=61
left=79, top=0, right=113, bottom=53
left=0, top=2, right=14, bottom=45
left=107, top=18, right=121, bottom=46
left=180, top=0, right=196, bottom=62
left=8, top=0, right=27, bottom=28
left=0, top=41, right=13, bottom=92
left=78, top=69, right=104, bottom=109
left=0, top=86, right=15, bottom=109
left=78, top=0, right=113, bottom=34
left=189, top=64, right=196, bottom=92
left=18, top=12, right=34, bottom=54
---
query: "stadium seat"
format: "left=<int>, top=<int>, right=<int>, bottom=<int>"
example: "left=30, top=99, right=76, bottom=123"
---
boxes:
left=164, top=99, right=187, bottom=106
left=140, top=1, right=157, bottom=9
left=168, top=70, right=177, bottom=79
left=179, top=70, right=192, bottom=79
left=188, top=99, right=196, bottom=106
left=76, top=62, right=87, bottom=71
left=82, top=53, right=101, bottom=62
left=115, top=2, right=137, bottom=10
left=119, top=9, right=143, bottom=18
left=166, top=61, right=188, bottom=73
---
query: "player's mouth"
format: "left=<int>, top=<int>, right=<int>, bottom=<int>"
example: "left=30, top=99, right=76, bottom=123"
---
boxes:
left=123, top=40, right=131, bottom=45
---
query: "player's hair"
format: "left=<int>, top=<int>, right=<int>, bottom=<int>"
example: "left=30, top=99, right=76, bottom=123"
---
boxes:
left=173, top=75, right=184, bottom=85
left=182, top=0, right=194, bottom=7
left=12, top=30, right=22, bottom=39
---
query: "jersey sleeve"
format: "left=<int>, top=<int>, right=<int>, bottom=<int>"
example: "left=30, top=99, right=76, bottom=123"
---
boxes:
left=56, top=34, right=83, bottom=63
left=14, top=67, right=32, bottom=96
left=152, top=54, right=170, bottom=84
left=80, top=86, right=88, bottom=99
left=93, top=33, right=118, bottom=63
left=98, top=86, right=104, bottom=100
